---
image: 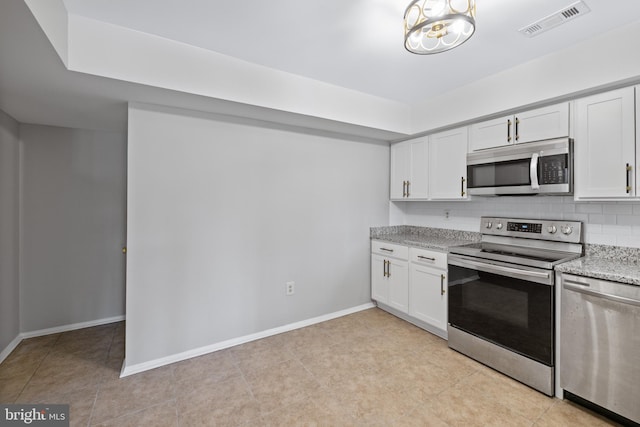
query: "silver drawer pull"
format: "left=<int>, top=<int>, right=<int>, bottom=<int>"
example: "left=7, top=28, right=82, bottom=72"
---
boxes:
left=380, top=248, right=394, bottom=253
left=417, top=255, right=435, bottom=261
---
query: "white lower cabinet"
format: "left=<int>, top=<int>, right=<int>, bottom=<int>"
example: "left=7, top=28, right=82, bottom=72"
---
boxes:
left=371, top=241, right=409, bottom=313
left=409, top=261, right=447, bottom=332
left=371, top=240, right=448, bottom=337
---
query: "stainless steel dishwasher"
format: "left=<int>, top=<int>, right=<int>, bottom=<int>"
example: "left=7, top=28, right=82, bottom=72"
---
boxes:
left=560, top=273, right=640, bottom=424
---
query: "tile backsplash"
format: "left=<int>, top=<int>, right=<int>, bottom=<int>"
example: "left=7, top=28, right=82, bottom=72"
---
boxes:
left=390, top=197, right=640, bottom=248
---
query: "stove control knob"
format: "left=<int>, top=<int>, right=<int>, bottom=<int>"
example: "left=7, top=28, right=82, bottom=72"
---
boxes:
left=485, top=221, right=493, bottom=229
left=547, top=225, right=557, bottom=234
left=561, top=225, right=573, bottom=235
left=496, top=222, right=503, bottom=230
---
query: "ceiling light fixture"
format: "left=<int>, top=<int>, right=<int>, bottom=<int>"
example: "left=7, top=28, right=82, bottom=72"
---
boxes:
left=404, top=0, right=476, bottom=54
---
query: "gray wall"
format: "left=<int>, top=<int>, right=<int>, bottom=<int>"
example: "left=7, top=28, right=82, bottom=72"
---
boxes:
left=20, top=124, right=127, bottom=332
left=125, top=103, right=389, bottom=368
left=0, top=109, right=20, bottom=353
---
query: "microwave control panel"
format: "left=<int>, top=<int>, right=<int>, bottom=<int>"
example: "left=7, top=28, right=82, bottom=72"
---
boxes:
left=540, top=154, right=568, bottom=184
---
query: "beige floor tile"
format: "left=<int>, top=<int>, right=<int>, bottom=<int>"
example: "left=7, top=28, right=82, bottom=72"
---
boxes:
left=426, top=379, right=534, bottom=427
left=260, top=398, right=353, bottom=427
left=0, top=374, right=29, bottom=403
left=534, top=400, right=620, bottom=427
left=177, top=378, right=261, bottom=426
left=173, top=349, right=239, bottom=383
left=464, top=369, right=555, bottom=421
left=399, top=405, right=451, bottom=427
left=17, top=351, right=108, bottom=402
left=92, top=401, right=178, bottom=427
left=90, top=366, right=175, bottom=425
left=299, top=344, right=374, bottom=388
left=230, top=334, right=296, bottom=374
left=175, top=372, right=256, bottom=417
left=245, top=358, right=321, bottom=414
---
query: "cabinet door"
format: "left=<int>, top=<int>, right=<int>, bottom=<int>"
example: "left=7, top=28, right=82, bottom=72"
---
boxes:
left=429, top=127, right=468, bottom=200
left=371, top=254, right=388, bottom=304
left=574, top=87, right=636, bottom=199
left=515, top=103, right=569, bottom=144
left=407, top=137, right=429, bottom=200
left=390, top=142, right=410, bottom=200
left=469, top=115, right=512, bottom=151
left=409, top=264, right=447, bottom=331
left=387, top=259, right=409, bottom=313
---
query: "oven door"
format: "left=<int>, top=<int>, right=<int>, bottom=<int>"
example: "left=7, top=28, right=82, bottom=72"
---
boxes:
left=447, top=255, right=554, bottom=366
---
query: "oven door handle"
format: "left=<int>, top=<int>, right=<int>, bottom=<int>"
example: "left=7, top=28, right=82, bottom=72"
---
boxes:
left=530, top=153, right=540, bottom=190
left=448, top=256, right=551, bottom=284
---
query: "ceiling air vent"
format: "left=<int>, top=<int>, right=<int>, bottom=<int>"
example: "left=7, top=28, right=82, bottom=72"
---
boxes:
left=518, top=1, right=591, bottom=38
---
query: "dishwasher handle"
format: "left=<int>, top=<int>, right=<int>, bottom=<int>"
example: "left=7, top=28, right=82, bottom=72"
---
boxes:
left=563, top=281, right=640, bottom=307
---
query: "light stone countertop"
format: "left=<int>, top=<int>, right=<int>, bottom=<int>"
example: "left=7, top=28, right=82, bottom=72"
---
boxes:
left=370, top=225, right=480, bottom=252
left=555, top=244, right=640, bottom=286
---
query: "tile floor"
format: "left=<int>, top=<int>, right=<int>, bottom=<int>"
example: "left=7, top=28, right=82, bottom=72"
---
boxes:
left=0, top=308, right=619, bottom=426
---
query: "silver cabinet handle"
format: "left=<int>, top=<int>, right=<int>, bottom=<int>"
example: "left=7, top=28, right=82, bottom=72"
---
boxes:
left=626, top=163, right=632, bottom=194
left=417, top=255, right=435, bottom=261
left=380, top=248, right=394, bottom=253
left=386, top=260, right=391, bottom=278
left=440, top=274, right=446, bottom=295
left=406, top=180, right=411, bottom=197
left=530, top=153, right=540, bottom=190
left=402, top=181, right=407, bottom=197
left=507, top=119, right=512, bottom=142
left=563, top=282, right=640, bottom=307
left=515, top=117, right=520, bottom=141
left=461, top=176, right=466, bottom=197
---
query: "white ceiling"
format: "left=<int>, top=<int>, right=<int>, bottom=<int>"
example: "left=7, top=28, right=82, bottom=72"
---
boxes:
left=61, top=0, right=640, bottom=104
left=1, top=0, right=640, bottom=135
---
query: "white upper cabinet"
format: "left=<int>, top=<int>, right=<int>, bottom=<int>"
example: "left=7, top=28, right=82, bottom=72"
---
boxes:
left=390, top=137, right=428, bottom=200
left=574, top=87, right=637, bottom=199
left=470, top=103, right=570, bottom=151
left=428, top=127, right=468, bottom=200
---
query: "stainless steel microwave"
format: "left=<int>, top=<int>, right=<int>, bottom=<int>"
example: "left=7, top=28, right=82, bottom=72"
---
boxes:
left=467, top=138, right=573, bottom=196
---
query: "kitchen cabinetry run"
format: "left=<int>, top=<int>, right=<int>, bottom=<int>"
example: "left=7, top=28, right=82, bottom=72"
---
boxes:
left=390, top=137, right=428, bottom=200
left=371, top=240, right=448, bottom=338
left=428, top=127, right=468, bottom=200
left=469, top=103, right=570, bottom=151
left=574, top=86, right=638, bottom=200
left=391, top=127, right=468, bottom=201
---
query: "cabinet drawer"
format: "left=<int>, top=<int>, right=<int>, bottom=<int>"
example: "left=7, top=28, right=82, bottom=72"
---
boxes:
left=371, top=240, right=409, bottom=260
left=409, top=247, right=447, bottom=269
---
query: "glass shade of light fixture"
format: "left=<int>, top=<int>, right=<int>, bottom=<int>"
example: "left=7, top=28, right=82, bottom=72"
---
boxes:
left=404, top=0, right=476, bottom=54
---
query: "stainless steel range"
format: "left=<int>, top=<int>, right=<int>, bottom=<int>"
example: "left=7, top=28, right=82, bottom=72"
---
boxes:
left=447, top=217, right=583, bottom=396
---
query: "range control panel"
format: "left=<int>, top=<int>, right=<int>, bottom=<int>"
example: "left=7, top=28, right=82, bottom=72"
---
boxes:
left=507, top=222, right=542, bottom=234
left=481, top=217, right=582, bottom=243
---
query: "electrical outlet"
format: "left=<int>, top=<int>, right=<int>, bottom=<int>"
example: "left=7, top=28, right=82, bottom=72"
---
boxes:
left=286, top=281, right=295, bottom=296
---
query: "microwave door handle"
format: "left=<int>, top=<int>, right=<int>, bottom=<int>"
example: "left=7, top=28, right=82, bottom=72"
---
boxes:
left=530, top=153, right=540, bottom=190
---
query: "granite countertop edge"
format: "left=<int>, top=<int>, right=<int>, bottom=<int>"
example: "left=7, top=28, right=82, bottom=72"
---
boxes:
left=556, top=257, right=640, bottom=286
left=370, top=225, right=480, bottom=252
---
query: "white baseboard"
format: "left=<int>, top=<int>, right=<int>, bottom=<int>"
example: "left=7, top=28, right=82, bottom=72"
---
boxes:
left=121, top=302, right=375, bottom=378
left=20, top=315, right=126, bottom=340
left=0, top=334, right=22, bottom=364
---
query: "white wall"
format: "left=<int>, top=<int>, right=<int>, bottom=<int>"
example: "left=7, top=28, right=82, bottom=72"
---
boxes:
left=391, top=198, right=640, bottom=248
left=20, top=124, right=127, bottom=332
left=0, top=109, right=20, bottom=354
left=410, top=20, right=640, bottom=134
left=126, top=103, right=389, bottom=368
